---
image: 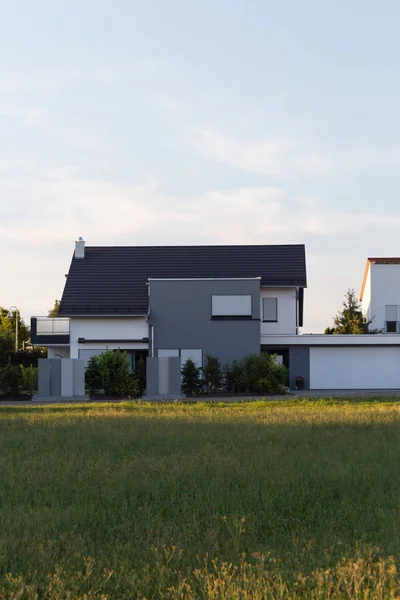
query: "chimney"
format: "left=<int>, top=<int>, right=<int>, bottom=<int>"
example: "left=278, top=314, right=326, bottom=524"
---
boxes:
left=75, top=237, right=85, bottom=259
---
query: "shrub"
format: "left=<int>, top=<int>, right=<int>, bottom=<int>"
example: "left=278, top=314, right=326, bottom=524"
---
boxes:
left=20, top=365, right=38, bottom=394
left=225, top=360, right=247, bottom=393
left=134, top=357, right=147, bottom=395
left=116, top=374, right=141, bottom=398
left=224, top=353, right=288, bottom=395
left=85, top=354, right=103, bottom=396
left=85, top=349, right=131, bottom=396
left=182, top=358, right=202, bottom=396
left=11, top=347, right=47, bottom=368
left=203, top=354, right=223, bottom=394
left=0, top=362, right=21, bottom=394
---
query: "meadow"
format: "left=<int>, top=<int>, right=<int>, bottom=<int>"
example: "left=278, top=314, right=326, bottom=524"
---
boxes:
left=1, top=398, right=400, bottom=598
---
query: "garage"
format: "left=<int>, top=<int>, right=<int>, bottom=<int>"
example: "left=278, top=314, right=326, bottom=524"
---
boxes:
left=310, top=346, right=400, bottom=389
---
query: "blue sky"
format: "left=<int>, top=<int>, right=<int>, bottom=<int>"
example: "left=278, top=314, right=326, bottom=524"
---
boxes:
left=2, top=0, right=400, bottom=331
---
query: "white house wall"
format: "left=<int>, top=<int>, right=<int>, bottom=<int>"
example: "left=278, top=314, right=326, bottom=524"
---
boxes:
left=369, top=264, right=400, bottom=331
left=361, top=266, right=371, bottom=321
left=69, top=317, right=149, bottom=358
left=47, top=347, right=70, bottom=359
left=260, top=288, right=297, bottom=335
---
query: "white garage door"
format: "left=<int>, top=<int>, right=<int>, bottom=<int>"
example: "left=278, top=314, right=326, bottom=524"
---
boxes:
left=310, top=347, right=400, bottom=389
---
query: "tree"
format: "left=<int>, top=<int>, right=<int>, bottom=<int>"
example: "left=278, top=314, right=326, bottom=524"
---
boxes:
left=181, top=358, right=202, bottom=396
left=325, top=289, right=379, bottom=334
left=0, top=307, right=30, bottom=349
left=48, top=300, right=60, bottom=317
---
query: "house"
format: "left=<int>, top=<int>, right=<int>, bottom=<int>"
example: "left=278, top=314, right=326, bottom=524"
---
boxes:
left=360, top=258, right=400, bottom=333
left=31, top=243, right=400, bottom=391
left=31, top=238, right=307, bottom=385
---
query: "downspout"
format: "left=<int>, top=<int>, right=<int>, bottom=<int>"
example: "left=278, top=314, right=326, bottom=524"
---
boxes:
left=295, top=287, right=299, bottom=335
left=146, top=309, right=155, bottom=357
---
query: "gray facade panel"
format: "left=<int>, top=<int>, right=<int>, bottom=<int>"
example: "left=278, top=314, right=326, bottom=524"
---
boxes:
left=289, top=346, right=310, bottom=390
left=146, top=358, right=159, bottom=396
left=49, top=359, right=62, bottom=396
left=150, top=279, right=261, bottom=364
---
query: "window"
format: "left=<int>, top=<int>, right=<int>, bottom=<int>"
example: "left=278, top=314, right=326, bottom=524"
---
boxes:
left=211, top=295, right=252, bottom=319
left=263, top=297, right=278, bottom=322
left=386, top=321, right=397, bottom=333
left=385, top=305, right=398, bottom=322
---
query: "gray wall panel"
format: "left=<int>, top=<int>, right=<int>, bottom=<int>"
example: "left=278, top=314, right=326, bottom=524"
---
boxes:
left=289, top=346, right=310, bottom=390
left=149, top=279, right=261, bottom=365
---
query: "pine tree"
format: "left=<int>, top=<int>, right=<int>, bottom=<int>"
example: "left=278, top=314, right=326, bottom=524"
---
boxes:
left=325, top=289, right=378, bottom=334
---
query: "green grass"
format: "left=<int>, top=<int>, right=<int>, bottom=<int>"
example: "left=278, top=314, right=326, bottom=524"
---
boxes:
left=1, top=398, right=400, bottom=598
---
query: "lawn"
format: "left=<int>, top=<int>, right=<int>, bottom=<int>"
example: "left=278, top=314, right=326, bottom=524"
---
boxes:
left=1, top=399, right=400, bottom=598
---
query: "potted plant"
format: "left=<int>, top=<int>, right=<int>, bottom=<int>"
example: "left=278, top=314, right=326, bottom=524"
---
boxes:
left=295, top=375, right=305, bottom=390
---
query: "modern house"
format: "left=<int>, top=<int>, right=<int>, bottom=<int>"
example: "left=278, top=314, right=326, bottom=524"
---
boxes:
left=31, top=239, right=307, bottom=386
left=31, top=242, right=400, bottom=391
left=360, top=258, right=400, bottom=333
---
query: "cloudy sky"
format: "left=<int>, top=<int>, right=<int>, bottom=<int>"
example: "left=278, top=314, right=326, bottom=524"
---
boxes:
left=2, top=0, right=400, bottom=332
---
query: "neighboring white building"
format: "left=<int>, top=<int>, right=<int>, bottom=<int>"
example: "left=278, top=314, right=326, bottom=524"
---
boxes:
left=360, top=258, right=400, bottom=333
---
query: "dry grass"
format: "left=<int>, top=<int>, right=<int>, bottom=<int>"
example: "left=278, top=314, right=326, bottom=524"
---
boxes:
left=1, top=398, right=400, bottom=598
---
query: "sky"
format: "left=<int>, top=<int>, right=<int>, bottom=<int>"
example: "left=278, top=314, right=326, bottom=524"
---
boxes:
left=2, top=0, right=400, bottom=332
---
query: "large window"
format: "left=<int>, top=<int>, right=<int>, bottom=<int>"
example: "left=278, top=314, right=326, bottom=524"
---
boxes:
left=211, top=294, right=252, bottom=319
left=263, top=297, right=278, bottom=322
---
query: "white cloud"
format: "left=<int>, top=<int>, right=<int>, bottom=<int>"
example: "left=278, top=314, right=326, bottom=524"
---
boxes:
left=3, top=166, right=400, bottom=330
left=192, top=127, right=332, bottom=177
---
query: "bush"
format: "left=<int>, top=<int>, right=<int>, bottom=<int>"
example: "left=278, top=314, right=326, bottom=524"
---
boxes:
left=116, top=374, right=141, bottom=398
left=85, top=350, right=131, bottom=396
left=203, top=354, right=223, bottom=394
left=85, top=354, right=103, bottom=396
left=0, top=362, right=21, bottom=394
left=182, top=358, right=202, bottom=396
left=134, top=357, right=147, bottom=395
left=224, top=353, right=288, bottom=395
left=225, top=360, right=247, bottom=393
left=20, top=365, right=38, bottom=394
left=11, top=347, right=47, bottom=368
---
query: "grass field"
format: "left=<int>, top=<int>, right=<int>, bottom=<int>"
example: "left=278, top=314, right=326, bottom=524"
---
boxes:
left=1, top=399, right=400, bottom=598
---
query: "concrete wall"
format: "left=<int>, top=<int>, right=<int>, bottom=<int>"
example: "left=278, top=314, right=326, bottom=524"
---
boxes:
left=149, top=279, right=261, bottom=365
left=260, top=287, right=297, bottom=335
left=69, top=317, right=149, bottom=358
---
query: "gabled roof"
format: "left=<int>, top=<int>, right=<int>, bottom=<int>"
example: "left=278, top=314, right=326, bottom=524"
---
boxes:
left=58, top=244, right=307, bottom=317
left=360, top=257, right=400, bottom=301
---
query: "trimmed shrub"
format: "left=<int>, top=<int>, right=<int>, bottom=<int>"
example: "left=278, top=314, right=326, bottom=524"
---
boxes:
left=182, top=358, right=202, bottom=396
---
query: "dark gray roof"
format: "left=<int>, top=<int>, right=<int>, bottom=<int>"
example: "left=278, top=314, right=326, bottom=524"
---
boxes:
left=59, top=244, right=307, bottom=316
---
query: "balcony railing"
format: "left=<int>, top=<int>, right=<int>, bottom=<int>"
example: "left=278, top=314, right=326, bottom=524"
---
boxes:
left=30, top=317, right=70, bottom=345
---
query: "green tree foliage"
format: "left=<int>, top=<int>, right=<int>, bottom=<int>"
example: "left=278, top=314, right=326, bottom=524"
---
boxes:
left=19, top=365, right=38, bottom=394
left=325, top=289, right=379, bottom=334
left=85, top=349, right=141, bottom=397
left=203, top=354, right=223, bottom=394
left=181, top=358, right=202, bottom=396
left=47, top=300, right=60, bottom=317
left=134, top=357, right=147, bottom=395
left=0, top=307, right=30, bottom=350
left=0, top=328, right=14, bottom=367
